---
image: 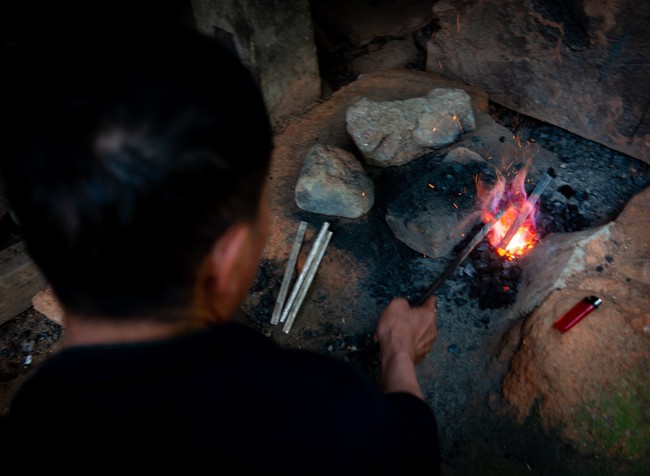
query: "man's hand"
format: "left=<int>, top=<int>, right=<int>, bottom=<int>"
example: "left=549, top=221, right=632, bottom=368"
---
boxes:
left=373, top=296, right=438, bottom=399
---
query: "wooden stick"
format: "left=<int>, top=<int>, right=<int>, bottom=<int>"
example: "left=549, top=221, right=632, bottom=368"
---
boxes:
left=412, top=209, right=505, bottom=307
left=279, top=222, right=330, bottom=324
left=270, top=221, right=307, bottom=325
left=283, top=230, right=332, bottom=334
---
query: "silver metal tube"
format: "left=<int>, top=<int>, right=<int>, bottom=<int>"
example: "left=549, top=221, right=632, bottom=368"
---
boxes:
left=283, top=230, right=332, bottom=334
left=279, top=221, right=330, bottom=324
left=270, top=221, right=307, bottom=325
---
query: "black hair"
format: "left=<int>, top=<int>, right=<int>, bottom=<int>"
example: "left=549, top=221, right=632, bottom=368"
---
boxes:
left=0, top=27, right=273, bottom=319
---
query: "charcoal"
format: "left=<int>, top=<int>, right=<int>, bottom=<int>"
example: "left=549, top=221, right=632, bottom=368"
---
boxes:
left=575, top=189, right=589, bottom=201
left=558, top=184, right=576, bottom=199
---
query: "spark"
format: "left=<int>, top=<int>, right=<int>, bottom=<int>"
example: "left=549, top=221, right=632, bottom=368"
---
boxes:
left=452, top=114, right=464, bottom=133
left=428, top=184, right=435, bottom=189
left=515, top=135, right=523, bottom=148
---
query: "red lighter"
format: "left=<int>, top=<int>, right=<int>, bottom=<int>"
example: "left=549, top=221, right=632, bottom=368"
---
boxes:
left=553, top=295, right=602, bottom=333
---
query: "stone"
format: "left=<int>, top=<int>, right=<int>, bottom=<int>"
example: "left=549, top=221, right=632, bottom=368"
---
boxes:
left=312, top=0, right=435, bottom=48
left=350, top=39, right=420, bottom=75
left=295, top=144, right=374, bottom=218
left=499, top=185, right=650, bottom=459
left=616, top=258, right=650, bottom=285
left=346, top=88, right=476, bottom=167
left=384, top=112, right=561, bottom=260
left=425, top=0, right=650, bottom=164
left=511, top=224, right=614, bottom=319
left=192, top=0, right=320, bottom=131
left=442, top=146, right=485, bottom=165
left=385, top=156, right=487, bottom=260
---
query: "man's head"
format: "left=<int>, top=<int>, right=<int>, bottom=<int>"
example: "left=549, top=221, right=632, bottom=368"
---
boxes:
left=0, top=28, right=273, bottom=321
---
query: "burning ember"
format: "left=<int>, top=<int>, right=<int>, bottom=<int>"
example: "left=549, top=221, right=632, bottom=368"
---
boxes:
left=484, top=205, right=537, bottom=259
left=477, top=151, right=551, bottom=260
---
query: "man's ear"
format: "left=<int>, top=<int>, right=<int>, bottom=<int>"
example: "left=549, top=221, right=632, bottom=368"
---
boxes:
left=202, top=223, right=253, bottom=319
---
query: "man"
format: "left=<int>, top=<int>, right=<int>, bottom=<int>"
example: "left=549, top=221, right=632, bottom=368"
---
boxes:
left=0, top=27, right=440, bottom=472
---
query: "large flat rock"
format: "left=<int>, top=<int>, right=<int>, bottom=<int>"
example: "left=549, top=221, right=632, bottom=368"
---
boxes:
left=426, top=0, right=650, bottom=164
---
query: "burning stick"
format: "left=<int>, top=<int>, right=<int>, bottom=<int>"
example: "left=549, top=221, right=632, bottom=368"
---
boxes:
left=282, top=230, right=333, bottom=334
left=271, top=221, right=308, bottom=325
left=412, top=210, right=505, bottom=307
left=279, top=221, right=330, bottom=325
left=497, top=173, right=552, bottom=252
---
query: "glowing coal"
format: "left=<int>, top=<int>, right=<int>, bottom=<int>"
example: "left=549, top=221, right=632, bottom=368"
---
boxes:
left=489, top=205, right=537, bottom=259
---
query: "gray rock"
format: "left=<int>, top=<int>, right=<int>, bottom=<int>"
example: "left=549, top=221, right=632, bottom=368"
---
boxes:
left=346, top=88, right=476, bottom=167
left=295, top=144, right=374, bottom=218
left=193, top=0, right=320, bottom=129
left=425, top=0, right=650, bottom=164
left=385, top=160, right=489, bottom=259
left=442, top=146, right=485, bottom=165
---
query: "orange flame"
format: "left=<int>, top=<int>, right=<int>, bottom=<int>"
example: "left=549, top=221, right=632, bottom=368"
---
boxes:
left=483, top=205, right=536, bottom=260
left=476, top=150, right=539, bottom=260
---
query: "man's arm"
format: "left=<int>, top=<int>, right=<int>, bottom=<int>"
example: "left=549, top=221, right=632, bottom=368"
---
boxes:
left=374, top=296, right=438, bottom=399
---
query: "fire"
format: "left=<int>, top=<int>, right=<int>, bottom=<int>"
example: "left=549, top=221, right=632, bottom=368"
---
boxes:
left=483, top=205, right=536, bottom=260
left=476, top=153, right=540, bottom=260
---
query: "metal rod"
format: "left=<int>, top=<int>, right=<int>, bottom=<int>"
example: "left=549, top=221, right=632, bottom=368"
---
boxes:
left=497, top=173, right=552, bottom=251
left=412, top=209, right=505, bottom=307
left=283, top=230, right=332, bottom=334
left=271, top=221, right=308, bottom=325
left=279, top=222, right=330, bottom=324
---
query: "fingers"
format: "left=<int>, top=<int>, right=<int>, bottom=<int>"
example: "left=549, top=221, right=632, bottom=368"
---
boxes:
left=411, top=296, right=437, bottom=363
left=420, top=295, right=437, bottom=311
left=375, top=295, right=439, bottom=364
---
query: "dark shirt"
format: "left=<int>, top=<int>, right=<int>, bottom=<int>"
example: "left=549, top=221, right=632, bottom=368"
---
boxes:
left=0, top=321, right=440, bottom=473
